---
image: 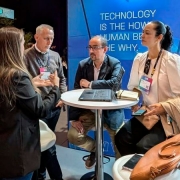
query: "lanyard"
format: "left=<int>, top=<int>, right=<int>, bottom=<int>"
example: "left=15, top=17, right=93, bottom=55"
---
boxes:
left=144, top=49, right=162, bottom=77
left=36, top=52, right=50, bottom=68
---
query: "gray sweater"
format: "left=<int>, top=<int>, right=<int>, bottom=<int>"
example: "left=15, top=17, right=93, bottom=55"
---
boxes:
left=24, top=46, right=67, bottom=98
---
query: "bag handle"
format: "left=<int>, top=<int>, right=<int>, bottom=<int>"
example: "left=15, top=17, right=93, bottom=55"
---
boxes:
left=158, top=141, right=180, bottom=159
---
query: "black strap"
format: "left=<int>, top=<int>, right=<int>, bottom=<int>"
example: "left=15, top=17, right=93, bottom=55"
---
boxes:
left=82, top=154, right=111, bottom=164
left=144, top=49, right=162, bottom=77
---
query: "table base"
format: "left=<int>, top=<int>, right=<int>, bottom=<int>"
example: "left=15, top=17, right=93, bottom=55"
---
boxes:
left=80, top=171, right=113, bottom=180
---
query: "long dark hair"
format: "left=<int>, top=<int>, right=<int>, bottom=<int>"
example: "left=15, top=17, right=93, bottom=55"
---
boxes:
left=151, top=21, right=173, bottom=50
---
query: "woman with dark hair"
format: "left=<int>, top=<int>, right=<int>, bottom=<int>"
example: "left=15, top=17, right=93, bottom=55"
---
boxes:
left=0, top=27, right=60, bottom=179
left=115, top=21, right=180, bottom=156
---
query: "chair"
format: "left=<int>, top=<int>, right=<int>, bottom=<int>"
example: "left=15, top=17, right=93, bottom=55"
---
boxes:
left=112, top=154, right=180, bottom=180
left=112, top=154, right=134, bottom=180
left=39, top=120, right=56, bottom=152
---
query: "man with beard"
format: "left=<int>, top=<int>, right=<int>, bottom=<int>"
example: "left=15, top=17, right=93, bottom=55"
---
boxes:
left=67, top=35, right=125, bottom=169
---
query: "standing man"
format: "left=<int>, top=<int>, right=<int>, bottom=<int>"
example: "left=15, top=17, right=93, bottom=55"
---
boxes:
left=24, top=24, right=66, bottom=180
left=68, top=35, right=125, bottom=169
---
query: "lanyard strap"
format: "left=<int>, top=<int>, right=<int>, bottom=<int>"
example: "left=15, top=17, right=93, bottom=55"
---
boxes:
left=144, top=49, right=162, bottom=77
left=36, top=53, right=50, bottom=67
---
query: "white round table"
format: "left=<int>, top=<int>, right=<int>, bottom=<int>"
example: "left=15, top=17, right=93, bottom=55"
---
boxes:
left=61, top=89, right=138, bottom=180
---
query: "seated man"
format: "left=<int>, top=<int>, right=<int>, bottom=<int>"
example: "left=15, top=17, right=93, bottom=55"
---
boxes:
left=67, top=35, right=125, bottom=169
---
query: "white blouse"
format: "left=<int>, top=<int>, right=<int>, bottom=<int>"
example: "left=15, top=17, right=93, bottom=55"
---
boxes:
left=128, top=50, right=180, bottom=106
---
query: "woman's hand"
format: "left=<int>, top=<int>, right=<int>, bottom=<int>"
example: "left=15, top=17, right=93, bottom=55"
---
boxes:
left=131, top=104, right=140, bottom=113
left=32, top=74, right=52, bottom=87
left=144, top=103, right=166, bottom=116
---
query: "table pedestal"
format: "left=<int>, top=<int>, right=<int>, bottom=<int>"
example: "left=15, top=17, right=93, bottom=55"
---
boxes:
left=61, top=89, right=138, bottom=180
left=80, top=109, right=113, bottom=180
left=80, top=172, right=113, bottom=180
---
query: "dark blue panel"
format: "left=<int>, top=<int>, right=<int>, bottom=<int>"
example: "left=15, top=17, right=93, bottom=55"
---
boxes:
left=68, top=0, right=180, bottom=156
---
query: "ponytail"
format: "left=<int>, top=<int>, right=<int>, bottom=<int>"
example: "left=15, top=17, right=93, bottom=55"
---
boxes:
left=151, top=21, right=173, bottom=51
left=161, top=25, right=173, bottom=50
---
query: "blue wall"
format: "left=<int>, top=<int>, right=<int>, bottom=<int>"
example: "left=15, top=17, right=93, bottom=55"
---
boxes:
left=68, top=0, right=180, bottom=156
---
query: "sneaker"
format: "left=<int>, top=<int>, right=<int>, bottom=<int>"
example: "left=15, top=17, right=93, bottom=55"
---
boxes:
left=85, top=152, right=96, bottom=169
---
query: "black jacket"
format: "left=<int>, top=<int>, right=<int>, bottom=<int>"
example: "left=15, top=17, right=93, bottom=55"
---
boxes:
left=69, top=55, right=125, bottom=130
left=0, top=72, right=60, bottom=178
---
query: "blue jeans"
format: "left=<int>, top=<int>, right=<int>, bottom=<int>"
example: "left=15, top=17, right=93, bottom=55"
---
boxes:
left=1, top=172, right=33, bottom=180
left=103, top=109, right=124, bottom=130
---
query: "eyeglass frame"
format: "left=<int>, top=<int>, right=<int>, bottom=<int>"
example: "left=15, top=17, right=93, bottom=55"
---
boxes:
left=86, top=45, right=105, bottom=51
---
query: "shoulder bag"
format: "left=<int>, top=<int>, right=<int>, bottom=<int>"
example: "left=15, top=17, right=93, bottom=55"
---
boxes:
left=130, top=134, right=180, bottom=180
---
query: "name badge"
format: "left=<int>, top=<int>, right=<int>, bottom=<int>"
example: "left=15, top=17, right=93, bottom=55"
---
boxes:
left=39, top=67, right=51, bottom=80
left=138, top=75, right=153, bottom=94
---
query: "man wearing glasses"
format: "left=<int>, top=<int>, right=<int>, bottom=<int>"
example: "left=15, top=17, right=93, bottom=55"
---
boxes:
left=67, top=35, right=125, bottom=169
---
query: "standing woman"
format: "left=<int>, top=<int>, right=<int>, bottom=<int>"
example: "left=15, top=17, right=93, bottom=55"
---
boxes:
left=115, top=21, right=180, bottom=156
left=0, top=27, right=60, bottom=179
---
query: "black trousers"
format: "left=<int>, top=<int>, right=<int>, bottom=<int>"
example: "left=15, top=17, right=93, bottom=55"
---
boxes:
left=115, top=117, right=166, bottom=156
left=38, top=145, right=63, bottom=180
left=32, top=108, right=63, bottom=180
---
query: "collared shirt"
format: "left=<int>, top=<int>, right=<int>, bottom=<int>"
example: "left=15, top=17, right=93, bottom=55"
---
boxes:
left=34, top=44, right=48, bottom=54
left=128, top=51, right=180, bottom=106
left=93, top=62, right=103, bottom=81
left=89, top=57, right=105, bottom=88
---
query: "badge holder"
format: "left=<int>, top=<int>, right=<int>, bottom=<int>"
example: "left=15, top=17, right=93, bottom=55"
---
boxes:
left=40, top=67, right=51, bottom=80
left=138, top=75, right=153, bottom=94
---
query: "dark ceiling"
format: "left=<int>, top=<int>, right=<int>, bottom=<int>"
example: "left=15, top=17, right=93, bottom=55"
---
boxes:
left=0, top=0, right=67, bottom=55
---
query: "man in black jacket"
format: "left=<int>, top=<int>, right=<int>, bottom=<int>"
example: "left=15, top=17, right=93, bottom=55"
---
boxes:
left=68, top=35, right=125, bottom=169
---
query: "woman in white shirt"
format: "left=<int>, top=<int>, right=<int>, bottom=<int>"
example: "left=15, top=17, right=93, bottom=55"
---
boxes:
left=115, top=21, right=180, bottom=156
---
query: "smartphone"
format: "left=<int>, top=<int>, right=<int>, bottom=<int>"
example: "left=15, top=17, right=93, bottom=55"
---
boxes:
left=122, top=154, right=143, bottom=171
left=132, top=109, right=147, bottom=116
left=41, top=71, right=51, bottom=80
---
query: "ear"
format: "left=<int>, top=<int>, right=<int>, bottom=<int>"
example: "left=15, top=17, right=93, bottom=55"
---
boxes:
left=34, top=34, right=38, bottom=41
left=157, top=34, right=163, bottom=42
left=104, top=46, right=108, bottom=53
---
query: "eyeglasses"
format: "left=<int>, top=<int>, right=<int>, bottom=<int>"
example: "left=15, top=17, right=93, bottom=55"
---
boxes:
left=86, top=46, right=104, bottom=51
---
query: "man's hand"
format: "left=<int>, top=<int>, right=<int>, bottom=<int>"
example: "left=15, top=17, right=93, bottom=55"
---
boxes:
left=56, top=100, right=64, bottom=108
left=80, top=79, right=90, bottom=88
left=32, top=74, right=53, bottom=87
left=71, top=120, right=84, bottom=133
left=144, top=103, right=166, bottom=116
left=49, top=71, right=60, bottom=87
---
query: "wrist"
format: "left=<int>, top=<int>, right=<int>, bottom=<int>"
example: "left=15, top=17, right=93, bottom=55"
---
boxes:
left=88, top=81, right=92, bottom=88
